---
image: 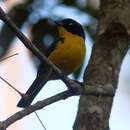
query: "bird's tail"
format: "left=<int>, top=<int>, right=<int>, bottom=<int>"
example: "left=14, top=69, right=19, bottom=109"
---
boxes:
left=17, top=77, right=48, bottom=108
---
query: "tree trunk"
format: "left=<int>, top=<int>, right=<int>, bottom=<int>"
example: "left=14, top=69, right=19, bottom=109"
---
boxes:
left=74, top=0, right=130, bottom=130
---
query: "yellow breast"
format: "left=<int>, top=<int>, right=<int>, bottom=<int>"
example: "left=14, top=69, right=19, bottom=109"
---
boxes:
left=48, top=27, right=86, bottom=75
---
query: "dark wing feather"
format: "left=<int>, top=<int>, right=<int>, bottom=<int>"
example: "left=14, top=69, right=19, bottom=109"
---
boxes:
left=46, top=37, right=64, bottom=57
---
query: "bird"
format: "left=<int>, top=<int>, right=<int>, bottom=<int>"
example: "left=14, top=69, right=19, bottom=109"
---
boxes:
left=17, top=18, right=86, bottom=107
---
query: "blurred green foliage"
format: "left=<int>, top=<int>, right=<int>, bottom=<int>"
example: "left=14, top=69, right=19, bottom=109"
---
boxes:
left=0, top=0, right=98, bottom=78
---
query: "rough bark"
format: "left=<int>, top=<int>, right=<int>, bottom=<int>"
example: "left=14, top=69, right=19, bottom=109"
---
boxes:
left=74, top=0, right=130, bottom=130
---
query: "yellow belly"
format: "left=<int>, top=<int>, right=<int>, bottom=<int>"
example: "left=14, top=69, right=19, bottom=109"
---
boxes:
left=48, top=35, right=86, bottom=75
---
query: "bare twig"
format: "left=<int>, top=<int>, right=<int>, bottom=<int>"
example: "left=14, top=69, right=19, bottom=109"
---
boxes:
left=0, top=53, right=19, bottom=62
left=3, top=90, right=73, bottom=129
left=0, top=76, right=23, bottom=96
left=0, top=75, right=46, bottom=130
left=0, top=71, right=113, bottom=130
left=0, top=84, right=114, bottom=129
left=34, top=112, right=46, bottom=130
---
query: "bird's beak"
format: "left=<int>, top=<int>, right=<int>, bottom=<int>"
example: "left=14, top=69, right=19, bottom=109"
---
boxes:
left=54, top=20, right=62, bottom=26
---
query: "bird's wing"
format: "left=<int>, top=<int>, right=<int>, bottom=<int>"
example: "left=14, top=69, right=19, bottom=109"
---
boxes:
left=46, top=37, right=64, bottom=57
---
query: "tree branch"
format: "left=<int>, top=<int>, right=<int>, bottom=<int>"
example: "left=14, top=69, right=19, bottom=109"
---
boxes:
left=0, top=82, right=114, bottom=130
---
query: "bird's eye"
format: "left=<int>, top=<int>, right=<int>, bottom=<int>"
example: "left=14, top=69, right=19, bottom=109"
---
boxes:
left=68, top=22, right=73, bottom=26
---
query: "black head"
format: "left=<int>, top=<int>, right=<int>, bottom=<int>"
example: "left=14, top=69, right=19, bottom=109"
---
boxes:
left=55, top=18, right=85, bottom=39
